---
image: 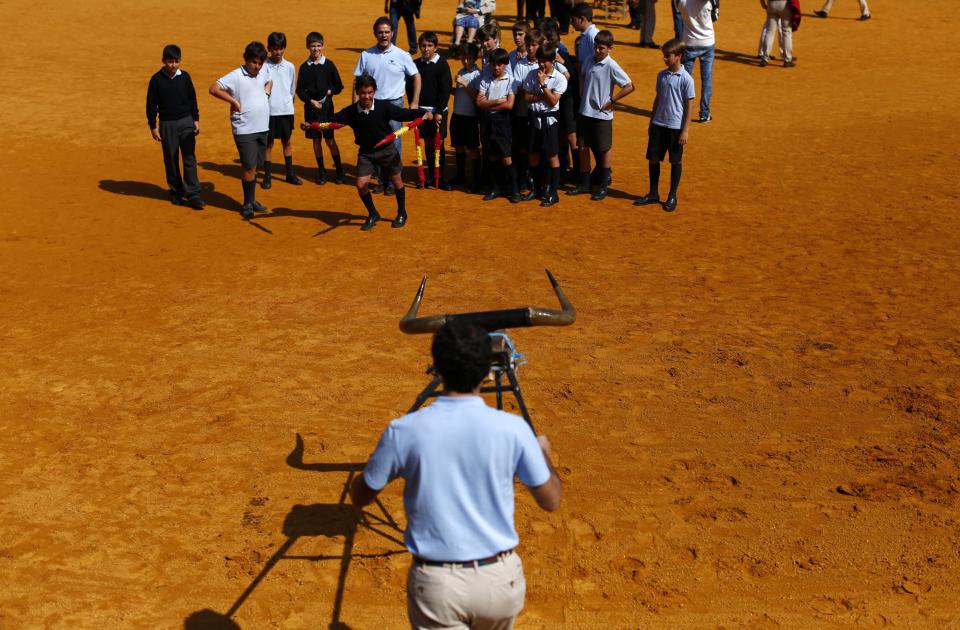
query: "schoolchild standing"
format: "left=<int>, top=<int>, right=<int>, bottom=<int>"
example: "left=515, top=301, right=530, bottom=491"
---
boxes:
left=411, top=32, right=453, bottom=189
left=297, top=32, right=346, bottom=184
left=209, top=42, right=272, bottom=219
left=450, top=42, right=483, bottom=191
left=146, top=44, right=204, bottom=209
left=262, top=32, right=302, bottom=189
left=521, top=43, right=567, bottom=206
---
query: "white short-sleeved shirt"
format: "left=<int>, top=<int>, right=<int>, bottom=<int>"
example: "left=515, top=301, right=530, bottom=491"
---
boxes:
left=264, top=58, right=296, bottom=116
left=511, top=56, right=538, bottom=117
left=652, top=66, right=696, bottom=129
left=577, top=24, right=600, bottom=72
left=453, top=66, right=482, bottom=116
left=525, top=67, right=567, bottom=128
left=353, top=44, right=419, bottom=101
left=676, top=0, right=716, bottom=47
left=217, top=66, right=270, bottom=135
left=579, top=55, right=632, bottom=120
left=363, top=396, right=551, bottom=561
left=478, top=73, right=514, bottom=102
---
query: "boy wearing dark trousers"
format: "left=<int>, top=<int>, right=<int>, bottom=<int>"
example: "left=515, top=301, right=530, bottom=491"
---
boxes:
left=331, top=75, right=433, bottom=230
left=450, top=43, right=482, bottom=191
left=297, top=32, right=346, bottom=184
left=634, top=38, right=694, bottom=212
left=262, top=32, right=302, bottom=189
left=477, top=48, right=520, bottom=203
left=521, top=43, right=567, bottom=207
left=411, top=32, right=453, bottom=189
left=209, top=42, right=272, bottom=219
left=146, top=44, right=204, bottom=209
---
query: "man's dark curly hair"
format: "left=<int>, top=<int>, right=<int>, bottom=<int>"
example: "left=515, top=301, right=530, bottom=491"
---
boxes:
left=431, top=321, right=491, bottom=393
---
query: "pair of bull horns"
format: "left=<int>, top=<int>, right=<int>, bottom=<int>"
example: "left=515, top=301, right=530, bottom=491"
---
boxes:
left=399, top=269, right=576, bottom=334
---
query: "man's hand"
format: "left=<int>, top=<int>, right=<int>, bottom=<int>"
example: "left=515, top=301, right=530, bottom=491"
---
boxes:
left=194, top=121, right=200, bottom=136
left=151, top=128, right=161, bottom=142
left=679, top=129, right=689, bottom=145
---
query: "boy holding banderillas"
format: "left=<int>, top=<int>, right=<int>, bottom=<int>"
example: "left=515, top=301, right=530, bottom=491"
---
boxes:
left=330, top=75, right=434, bottom=230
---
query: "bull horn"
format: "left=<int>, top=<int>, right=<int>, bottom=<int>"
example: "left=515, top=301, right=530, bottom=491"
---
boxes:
left=399, top=269, right=576, bottom=334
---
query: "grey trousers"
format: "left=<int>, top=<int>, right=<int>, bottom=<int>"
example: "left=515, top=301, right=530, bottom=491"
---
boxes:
left=159, top=115, right=201, bottom=198
left=761, top=1, right=793, bottom=62
left=640, top=0, right=657, bottom=44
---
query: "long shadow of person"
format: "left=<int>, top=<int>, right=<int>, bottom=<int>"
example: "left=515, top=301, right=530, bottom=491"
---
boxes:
left=257, top=207, right=367, bottom=236
left=98, top=180, right=244, bottom=214
left=184, top=434, right=405, bottom=630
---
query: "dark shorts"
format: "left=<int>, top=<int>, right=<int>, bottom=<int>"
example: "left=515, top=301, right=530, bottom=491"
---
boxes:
left=234, top=131, right=268, bottom=169
left=481, top=113, right=512, bottom=158
left=268, top=115, right=294, bottom=142
left=304, top=101, right=335, bottom=140
left=528, top=120, right=560, bottom=156
left=450, top=113, right=480, bottom=148
left=357, top=145, right=402, bottom=178
left=511, top=117, right=529, bottom=154
left=646, top=123, right=684, bottom=164
left=576, top=116, right=613, bottom=153
left=558, top=92, right=577, bottom=135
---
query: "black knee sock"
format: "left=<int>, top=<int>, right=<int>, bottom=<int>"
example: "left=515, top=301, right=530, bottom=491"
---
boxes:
left=315, top=152, right=325, bottom=172
left=395, top=186, right=407, bottom=216
left=359, top=192, right=379, bottom=218
left=579, top=169, right=591, bottom=190
left=242, top=179, right=255, bottom=205
left=559, top=148, right=569, bottom=172
left=669, top=163, right=682, bottom=197
left=507, top=163, right=519, bottom=196
left=649, top=162, right=661, bottom=196
left=471, top=157, right=483, bottom=186
left=550, top=167, right=561, bottom=195
left=332, top=154, right=343, bottom=173
left=263, top=161, right=272, bottom=178
left=456, top=152, right=466, bottom=179
left=599, top=167, right=611, bottom=188
left=284, top=155, right=294, bottom=176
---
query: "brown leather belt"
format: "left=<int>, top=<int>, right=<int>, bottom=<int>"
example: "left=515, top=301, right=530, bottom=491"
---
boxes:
left=415, top=549, right=514, bottom=568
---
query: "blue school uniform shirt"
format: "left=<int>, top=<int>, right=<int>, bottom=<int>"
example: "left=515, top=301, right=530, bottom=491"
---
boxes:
left=652, top=66, right=695, bottom=129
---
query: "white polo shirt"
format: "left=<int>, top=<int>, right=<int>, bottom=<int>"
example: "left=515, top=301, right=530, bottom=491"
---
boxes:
left=453, top=66, right=481, bottom=116
left=353, top=44, right=419, bottom=101
left=676, top=0, right=716, bottom=47
left=511, top=56, right=538, bottom=117
left=525, top=67, right=567, bottom=129
left=477, top=73, right=514, bottom=102
left=265, top=58, right=296, bottom=116
left=217, top=66, right=271, bottom=135
left=579, top=55, right=632, bottom=121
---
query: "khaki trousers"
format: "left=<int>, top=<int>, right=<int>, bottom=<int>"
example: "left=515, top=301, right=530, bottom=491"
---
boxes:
left=819, top=0, right=870, bottom=15
left=407, top=552, right=526, bottom=629
left=762, top=1, right=794, bottom=63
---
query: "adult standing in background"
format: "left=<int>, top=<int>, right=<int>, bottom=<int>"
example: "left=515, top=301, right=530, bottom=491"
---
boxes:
left=388, top=0, right=421, bottom=54
left=355, top=17, right=422, bottom=194
left=759, top=0, right=794, bottom=67
left=814, top=0, right=871, bottom=20
left=676, top=0, right=715, bottom=123
left=639, top=0, right=658, bottom=48
left=671, top=0, right=684, bottom=39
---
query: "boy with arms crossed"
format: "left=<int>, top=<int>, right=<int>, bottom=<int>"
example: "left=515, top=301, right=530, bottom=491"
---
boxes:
left=569, top=30, right=634, bottom=200
left=146, top=44, right=204, bottom=209
left=262, top=32, right=302, bottom=189
left=477, top=48, right=520, bottom=203
left=634, top=38, right=693, bottom=212
left=209, top=42, right=272, bottom=219
left=522, top=43, right=567, bottom=207
left=297, top=32, right=346, bottom=185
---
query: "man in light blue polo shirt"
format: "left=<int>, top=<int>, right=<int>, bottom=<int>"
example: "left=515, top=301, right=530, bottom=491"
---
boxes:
left=352, top=321, right=562, bottom=629
left=355, top=17, right=421, bottom=194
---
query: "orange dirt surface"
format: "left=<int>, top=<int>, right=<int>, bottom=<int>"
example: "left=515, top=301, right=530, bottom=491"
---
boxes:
left=2, top=0, right=959, bottom=628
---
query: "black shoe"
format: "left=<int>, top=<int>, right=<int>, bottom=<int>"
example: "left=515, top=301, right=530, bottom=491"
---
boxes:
left=384, top=182, right=395, bottom=196
left=482, top=189, right=500, bottom=201
left=566, top=185, right=591, bottom=196
left=857, top=13, right=871, bottom=20
left=633, top=193, right=661, bottom=206
left=663, top=195, right=678, bottom=212
left=334, top=170, right=346, bottom=184
left=783, top=60, right=796, bottom=68
left=251, top=200, right=268, bottom=213
left=697, top=114, right=713, bottom=124
left=590, top=187, right=609, bottom=201
left=814, top=9, right=828, bottom=17
left=759, top=58, right=769, bottom=67
left=540, top=194, right=559, bottom=207
left=508, top=193, right=523, bottom=204
left=170, top=193, right=184, bottom=206
left=391, top=213, right=407, bottom=228
left=438, top=179, right=453, bottom=191
left=520, top=188, right=540, bottom=201
left=287, top=174, right=303, bottom=185
left=241, top=204, right=255, bottom=219
left=315, top=171, right=327, bottom=185
left=261, top=175, right=272, bottom=190
left=360, top=214, right=380, bottom=231
left=186, top=197, right=206, bottom=210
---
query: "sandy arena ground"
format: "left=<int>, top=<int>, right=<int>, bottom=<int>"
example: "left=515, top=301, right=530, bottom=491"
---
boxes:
left=1, top=0, right=959, bottom=627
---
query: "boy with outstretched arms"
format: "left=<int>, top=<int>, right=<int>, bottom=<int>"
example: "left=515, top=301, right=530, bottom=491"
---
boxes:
left=476, top=48, right=520, bottom=203
left=569, top=29, right=634, bottom=200
left=262, top=32, right=301, bottom=189
left=410, top=31, right=453, bottom=189
left=209, top=42, right=272, bottom=219
left=522, top=43, right=567, bottom=206
left=633, top=38, right=693, bottom=212
left=450, top=42, right=483, bottom=191
left=297, top=32, right=346, bottom=185
left=331, top=75, right=433, bottom=230
left=146, top=44, right=204, bottom=209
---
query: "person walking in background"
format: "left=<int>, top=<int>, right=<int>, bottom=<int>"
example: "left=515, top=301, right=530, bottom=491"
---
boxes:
left=759, top=0, right=794, bottom=67
left=815, top=0, right=871, bottom=20
left=676, top=0, right=715, bottom=123
left=387, top=0, right=420, bottom=54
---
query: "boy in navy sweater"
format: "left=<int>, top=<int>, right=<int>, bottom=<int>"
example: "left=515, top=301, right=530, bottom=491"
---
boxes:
left=146, top=45, right=204, bottom=209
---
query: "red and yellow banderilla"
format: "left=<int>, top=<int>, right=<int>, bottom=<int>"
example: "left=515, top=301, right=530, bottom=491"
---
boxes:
left=299, top=121, right=345, bottom=132
left=374, top=117, right=425, bottom=148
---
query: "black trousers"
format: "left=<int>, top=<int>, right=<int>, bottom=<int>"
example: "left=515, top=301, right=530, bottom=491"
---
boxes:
left=159, top=115, right=201, bottom=198
left=549, top=0, right=572, bottom=32
left=526, top=0, right=546, bottom=19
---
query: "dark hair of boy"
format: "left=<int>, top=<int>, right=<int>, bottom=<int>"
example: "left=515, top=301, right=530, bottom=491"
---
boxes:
left=244, top=41, right=268, bottom=62
left=373, top=16, right=392, bottom=34
left=542, top=27, right=561, bottom=47
left=267, top=32, right=287, bottom=49
left=418, top=31, right=439, bottom=46
left=536, top=43, right=557, bottom=62
left=162, top=44, right=181, bottom=61
left=661, top=38, right=685, bottom=56
left=571, top=3, right=593, bottom=21
left=539, top=16, right=560, bottom=32
left=524, top=28, right=543, bottom=46
left=594, top=30, right=614, bottom=48
left=306, top=31, right=324, bottom=46
left=479, top=23, right=499, bottom=42
left=355, top=74, right=378, bottom=92
left=490, top=47, right=510, bottom=66
left=512, top=19, right=531, bottom=33
left=431, top=321, right=492, bottom=392
left=460, top=41, right=481, bottom=60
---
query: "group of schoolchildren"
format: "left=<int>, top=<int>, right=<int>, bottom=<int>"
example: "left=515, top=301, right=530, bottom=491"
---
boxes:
left=146, top=3, right=698, bottom=229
